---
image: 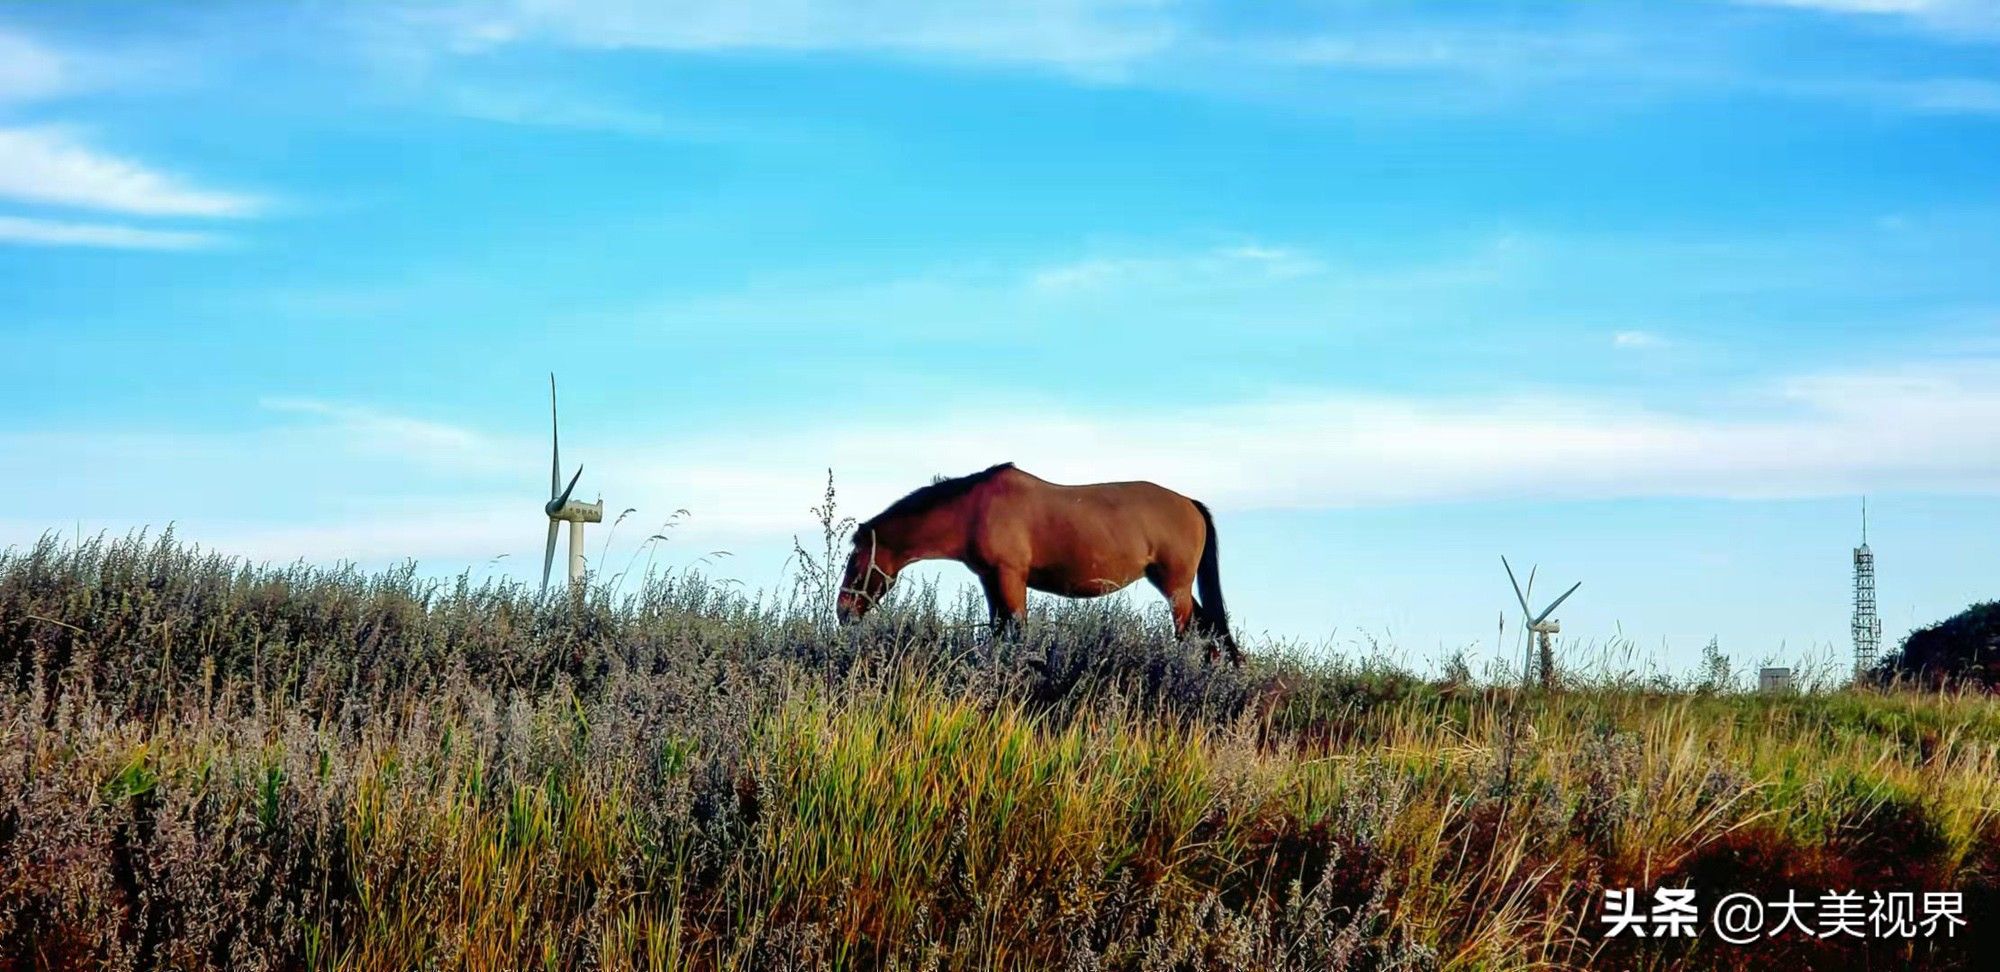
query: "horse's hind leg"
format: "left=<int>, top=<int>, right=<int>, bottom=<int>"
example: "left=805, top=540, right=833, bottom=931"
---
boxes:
left=1145, top=565, right=1198, bottom=639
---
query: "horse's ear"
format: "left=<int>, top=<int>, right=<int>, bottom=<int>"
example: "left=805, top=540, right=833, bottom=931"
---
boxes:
left=931, top=474, right=948, bottom=484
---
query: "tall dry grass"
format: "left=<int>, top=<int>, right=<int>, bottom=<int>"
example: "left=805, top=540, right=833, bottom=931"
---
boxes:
left=1, top=530, right=1996, bottom=970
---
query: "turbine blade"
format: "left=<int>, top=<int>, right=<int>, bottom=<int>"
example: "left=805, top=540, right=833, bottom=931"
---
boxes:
left=553, top=465, right=583, bottom=510
left=549, top=373, right=561, bottom=501
left=541, top=520, right=559, bottom=593
left=1503, top=557, right=1533, bottom=620
left=1533, top=581, right=1582, bottom=626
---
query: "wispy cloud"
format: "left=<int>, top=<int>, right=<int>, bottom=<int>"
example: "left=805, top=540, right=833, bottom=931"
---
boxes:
left=1747, top=0, right=1955, bottom=13
left=259, top=398, right=507, bottom=471
left=1612, top=330, right=1669, bottom=350
left=1736, top=0, right=2000, bottom=38
left=12, top=352, right=1996, bottom=568
left=1893, top=76, right=2000, bottom=113
left=0, top=215, right=225, bottom=250
left=400, top=1, right=1666, bottom=93
left=441, top=84, right=677, bottom=136
left=0, top=505, right=532, bottom=567
left=1027, top=243, right=1323, bottom=293
left=168, top=504, right=534, bottom=564
left=417, top=0, right=1179, bottom=78
left=1253, top=26, right=1643, bottom=78
left=1252, top=19, right=2000, bottom=116
left=614, top=358, right=2000, bottom=530
left=0, top=31, right=262, bottom=249
left=0, top=29, right=66, bottom=103
left=0, top=126, right=263, bottom=218
left=374, top=0, right=2000, bottom=120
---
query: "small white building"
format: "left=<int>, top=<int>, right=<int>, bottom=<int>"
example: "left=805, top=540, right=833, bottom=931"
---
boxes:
left=1759, top=667, right=1794, bottom=694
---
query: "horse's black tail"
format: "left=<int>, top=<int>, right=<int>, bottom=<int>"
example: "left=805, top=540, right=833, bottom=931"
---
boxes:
left=1191, top=500, right=1242, bottom=665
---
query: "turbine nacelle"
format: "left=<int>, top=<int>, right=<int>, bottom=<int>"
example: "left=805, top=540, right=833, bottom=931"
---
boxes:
left=548, top=498, right=604, bottom=523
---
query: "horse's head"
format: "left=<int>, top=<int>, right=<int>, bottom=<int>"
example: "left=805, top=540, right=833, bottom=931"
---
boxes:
left=835, top=528, right=898, bottom=623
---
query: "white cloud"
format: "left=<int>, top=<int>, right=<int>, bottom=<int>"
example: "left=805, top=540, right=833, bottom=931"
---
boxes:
left=179, top=504, right=532, bottom=564
left=0, top=215, right=225, bottom=250
left=1748, top=0, right=1948, bottom=12
left=1258, top=27, right=1640, bottom=77
left=0, top=30, right=66, bottom=102
left=358, top=0, right=2000, bottom=121
left=0, top=33, right=257, bottom=249
left=0, top=126, right=262, bottom=217
left=615, top=359, right=2000, bottom=530
left=1028, top=243, right=1324, bottom=293
left=259, top=398, right=508, bottom=471
left=8, top=356, right=2000, bottom=572
left=0, top=505, right=530, bottom=567
left=1612, top=330, right=1668, bottom=350
left=1899, top=77, right=2000, bottom=113
left=422, top=0, right=1179, bottom=76
left=1754, top=74, right=2000, bottom=116
left=1735, top=0, right=2000, bottom=37
left=441, top=84, right=677, bottom=136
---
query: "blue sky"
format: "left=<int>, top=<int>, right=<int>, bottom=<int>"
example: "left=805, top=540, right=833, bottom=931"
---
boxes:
left=3, top=0, right=1999, bottom=674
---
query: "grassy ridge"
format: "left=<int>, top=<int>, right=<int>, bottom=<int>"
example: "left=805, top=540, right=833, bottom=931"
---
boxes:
left=1, top=531, right=1997, bottom=970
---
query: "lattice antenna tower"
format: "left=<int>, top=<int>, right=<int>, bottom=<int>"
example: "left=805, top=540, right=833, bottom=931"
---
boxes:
left=1851, top=497, right=1880, bottom=678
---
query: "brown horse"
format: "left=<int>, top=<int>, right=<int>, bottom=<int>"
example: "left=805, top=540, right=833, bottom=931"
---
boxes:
left=835, top=463, right=1240, bottom=664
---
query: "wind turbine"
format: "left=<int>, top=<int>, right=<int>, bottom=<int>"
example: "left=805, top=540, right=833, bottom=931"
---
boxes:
left=1503, top=557, right=1580, bottom=689
left=543, top=374, right=603, bottom=594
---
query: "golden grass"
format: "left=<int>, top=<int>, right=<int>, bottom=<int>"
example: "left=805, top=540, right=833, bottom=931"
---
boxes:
left=3, top=533, right=1997, bottom=970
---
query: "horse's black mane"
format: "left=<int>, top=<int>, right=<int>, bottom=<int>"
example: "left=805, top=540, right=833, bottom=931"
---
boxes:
left=858, top=462, right=1015, bottom=532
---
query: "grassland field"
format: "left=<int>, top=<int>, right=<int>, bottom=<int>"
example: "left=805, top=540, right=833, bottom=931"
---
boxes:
left=1, top=531, right=1996, bottom=971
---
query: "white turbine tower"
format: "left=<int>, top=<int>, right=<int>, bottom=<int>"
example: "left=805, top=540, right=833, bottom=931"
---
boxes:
left=543, top=374, right=603, bottom=594
left=1503, top=557, right=1580, bottom=689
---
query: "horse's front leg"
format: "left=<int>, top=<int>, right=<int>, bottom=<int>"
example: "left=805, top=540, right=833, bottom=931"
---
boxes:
left=978, top=565, right=1028, bottom=640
